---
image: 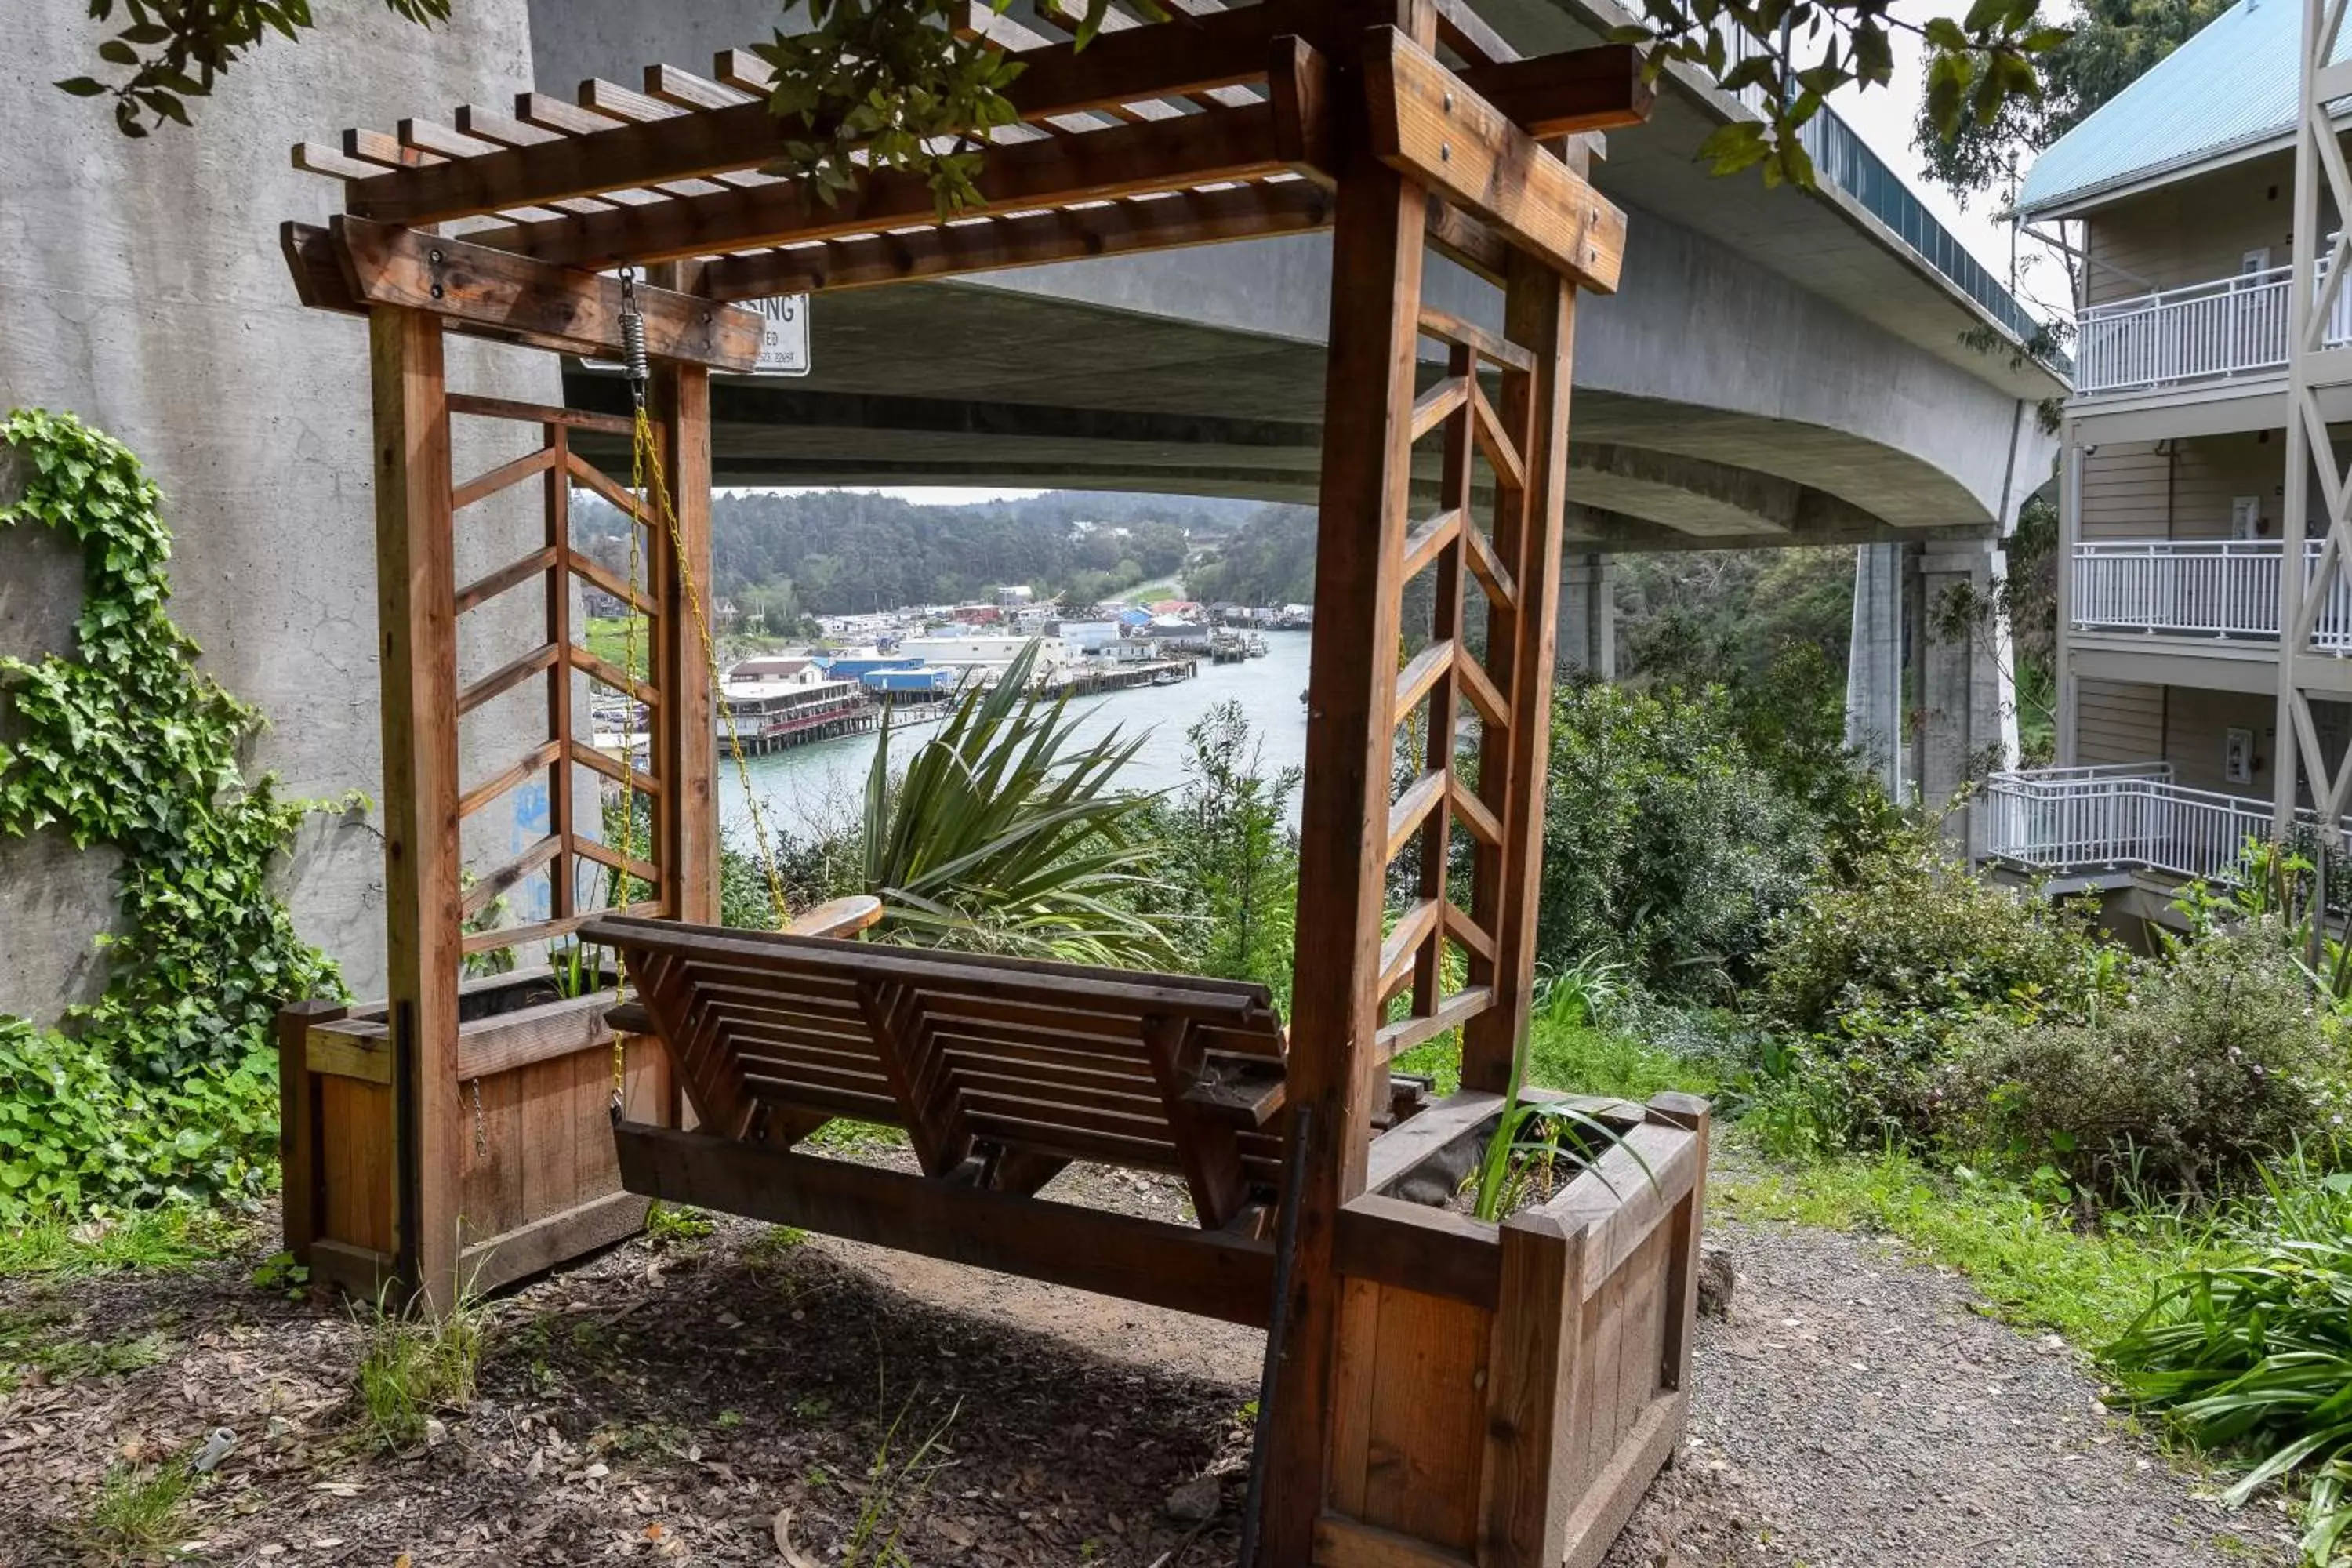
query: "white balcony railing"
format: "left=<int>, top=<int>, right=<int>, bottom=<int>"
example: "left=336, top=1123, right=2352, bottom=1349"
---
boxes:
left=2071, top=539, right=2352, bottom=649
left=1983, top=764, right=2289, bottom=885
left=2074, top=263, right=2352, bottom=397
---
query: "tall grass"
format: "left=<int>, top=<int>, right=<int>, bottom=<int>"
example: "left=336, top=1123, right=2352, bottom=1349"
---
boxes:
left=2103, top=1160, right=2352, bottom=1563
left=352, top=1287, right=488, bottom=1451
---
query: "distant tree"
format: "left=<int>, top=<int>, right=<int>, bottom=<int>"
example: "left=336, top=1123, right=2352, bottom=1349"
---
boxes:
left=1915, top=0, right=2228, bottom=202
left=1186, top=504, right=1319, bottom=608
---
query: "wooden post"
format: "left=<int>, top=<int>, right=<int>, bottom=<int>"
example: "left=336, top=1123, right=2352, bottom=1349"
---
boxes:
left=648, top=262, right=718, bottom=927
left=1261, top=5, right=1434, bottom=1559
left=1646, top=1091, right=1712, bottom=1396
left=1460, top=250, right=1577, bottom=1094
left=1479, top=1211, right=1585, bottom=1564
left=275, top=996, right=347, bottom=1265
left=368, top=304, right=463, bottom=1312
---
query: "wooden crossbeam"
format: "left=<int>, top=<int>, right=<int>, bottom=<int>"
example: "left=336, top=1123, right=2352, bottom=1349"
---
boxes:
left=573, top=834, right=661, bottom=887
left=325, top=217, right=764, bottom=372
left=644, top=63, right=757, bottom=112
left=1363, top=27, right=1631, bottom=293
left=1385, top=768, right=1450, bottom=864
left=565, top=452, right=652, bottom=524
left=1399, top=506, right=1465, bottom=583
left=460, top=832, right=564, bottom=920
left=1375, top=985, right=1494, bottom=1060
left=343, top=127, right=441, bottom=170
left=1463, top=44, right=1654, bottom=137
left=1377, top=898, right=1443, bottom=997
left=1408, top=375, right=1471, bottom=443
left=457, top=641, right=560, bottom=717
left=449, top=394, right=634, bottom=436
left=1443, top=902, right=1497, bottom=964
left=569, top=554, right=657, bottom=618
left=571, top=739, right=662, bottom=797
left=458, top=738, right=564, bottom=820
left=1417, top=305, right=1537, bottom=372
left=467, top=102, right=1291, bottom=271
left=703, top=180, right=1334, bottom=299
left=1457, top=648, right=1509, bottom=728
left=614, top=1120, right=1277, bottom=1325
left=575, top=647, right=659, bottom=709
left=343, top=8, right=1286, bottom=227
left=451, top=445, right=558, bottom=512
left=454, top=545, right=560, bottom=617
left=1462, top=519, right=1518, bottom=609
left=1450, top=779, right=1503, bottom=848
left=1392, top=637, right=1455, bottom=726
left=1470, top=379, right=1528, bottom=491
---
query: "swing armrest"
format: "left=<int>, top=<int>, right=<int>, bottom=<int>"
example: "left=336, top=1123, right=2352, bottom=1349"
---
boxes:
left=605, top=1000, right=654, bottom=1036
left=783, top=894, right=885, bottom=939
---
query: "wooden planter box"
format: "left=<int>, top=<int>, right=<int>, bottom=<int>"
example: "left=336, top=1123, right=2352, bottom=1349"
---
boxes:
left=1316, top=1091, right=1710, bottom=1568
left=277, top=966, right=669, bottom=1302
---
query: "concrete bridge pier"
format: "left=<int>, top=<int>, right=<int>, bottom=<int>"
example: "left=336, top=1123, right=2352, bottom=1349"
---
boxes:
left=1846, top=539, right=2017, bottom=849
left=1908, top=541, right=2017, bottom=854
left=1846, top=541, right=1906, bottom=799
left=1559, top=551, right=1617, bottom=679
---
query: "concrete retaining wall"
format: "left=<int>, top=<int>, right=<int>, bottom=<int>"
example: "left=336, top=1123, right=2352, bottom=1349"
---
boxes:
left=0, top=0, right=556, bottom=1019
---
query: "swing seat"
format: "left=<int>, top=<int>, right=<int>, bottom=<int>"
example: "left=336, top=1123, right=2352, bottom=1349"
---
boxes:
left=585, top=913, right=1290, bottom=1233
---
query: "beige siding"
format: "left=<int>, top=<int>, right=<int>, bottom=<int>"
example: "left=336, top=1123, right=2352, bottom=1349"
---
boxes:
left=2075, top=677, right=2165, bottom=764
left=2084, top=150, right=2297, bottom=307
left=2077, top=432, right=2285, bottom=540
left=2161, top=687, right=2276, bottom=795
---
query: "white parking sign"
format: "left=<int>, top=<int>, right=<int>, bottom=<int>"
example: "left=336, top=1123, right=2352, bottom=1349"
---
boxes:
left=753, top=296, right=810, bottom=376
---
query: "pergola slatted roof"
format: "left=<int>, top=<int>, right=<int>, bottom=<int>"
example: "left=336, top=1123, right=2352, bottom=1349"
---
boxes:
left=284, top=0, right=1651, bottom=340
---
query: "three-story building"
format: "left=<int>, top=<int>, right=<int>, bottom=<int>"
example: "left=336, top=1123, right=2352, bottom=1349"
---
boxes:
left=2001, top=0, right=2352, bottom=916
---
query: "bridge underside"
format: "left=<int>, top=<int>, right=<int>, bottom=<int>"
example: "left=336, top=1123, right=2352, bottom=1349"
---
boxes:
left=565, top=273, right=2001, bottom=555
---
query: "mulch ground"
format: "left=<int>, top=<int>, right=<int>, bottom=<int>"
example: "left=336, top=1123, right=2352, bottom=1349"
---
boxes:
left=0, top=1166, right=2303, bottom=1568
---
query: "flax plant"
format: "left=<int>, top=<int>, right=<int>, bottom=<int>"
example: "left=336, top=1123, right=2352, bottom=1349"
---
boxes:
left=861, top=640, right=1166, bottom=966
left=2105, top=1162, right=2352, bottom=1563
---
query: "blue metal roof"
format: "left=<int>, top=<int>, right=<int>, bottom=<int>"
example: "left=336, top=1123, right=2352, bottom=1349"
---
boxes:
left=2019, top=0, right=2344, bottom=216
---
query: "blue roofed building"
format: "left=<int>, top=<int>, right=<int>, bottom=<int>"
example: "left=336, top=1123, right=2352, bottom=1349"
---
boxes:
left=1993, top=0, right=2352, bottom=923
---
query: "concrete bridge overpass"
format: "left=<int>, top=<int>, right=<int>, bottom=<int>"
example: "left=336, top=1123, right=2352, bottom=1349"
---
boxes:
left=1, top=0, right=2060, bottom=1011
left=539, top=0, right=2064, bottom=560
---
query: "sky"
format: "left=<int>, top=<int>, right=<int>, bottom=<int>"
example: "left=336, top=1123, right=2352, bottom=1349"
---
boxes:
left=1822, top=0, right=2077, bottom=325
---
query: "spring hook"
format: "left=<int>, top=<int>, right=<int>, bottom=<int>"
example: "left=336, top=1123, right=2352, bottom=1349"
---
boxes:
left=619, top=267, right=650, bottom=399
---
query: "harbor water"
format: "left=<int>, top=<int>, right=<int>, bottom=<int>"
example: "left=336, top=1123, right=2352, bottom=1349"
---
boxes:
left=717, top=630, right=1314, bottom=843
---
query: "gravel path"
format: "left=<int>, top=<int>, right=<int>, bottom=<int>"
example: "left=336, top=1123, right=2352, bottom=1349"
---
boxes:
left=1603, top=1218, right=2294, bottom=1568
left=0, top=1180, right=2297, bottom=1565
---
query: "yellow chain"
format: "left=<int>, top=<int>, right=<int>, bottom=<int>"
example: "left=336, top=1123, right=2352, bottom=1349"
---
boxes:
left=606, top=355, right=796, bottom=1110
left=630, top=406, right=795, bottom=928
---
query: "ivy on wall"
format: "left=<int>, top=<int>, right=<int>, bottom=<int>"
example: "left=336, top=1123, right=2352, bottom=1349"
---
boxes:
left=0, top=408, right=353, bottom=1221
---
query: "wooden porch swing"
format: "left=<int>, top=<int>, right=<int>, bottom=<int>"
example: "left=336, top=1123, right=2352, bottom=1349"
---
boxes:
left=274, top=5, right=1711, bottom=1563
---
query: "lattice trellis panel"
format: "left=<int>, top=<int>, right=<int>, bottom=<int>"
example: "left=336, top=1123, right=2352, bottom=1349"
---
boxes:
left=1373, top=306, right=1544, bottom=1062
left=448, top=396, right=673, bottom=957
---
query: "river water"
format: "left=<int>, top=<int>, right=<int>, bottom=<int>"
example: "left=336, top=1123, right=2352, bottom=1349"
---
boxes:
left=716, top=630, right=1316, bottom=844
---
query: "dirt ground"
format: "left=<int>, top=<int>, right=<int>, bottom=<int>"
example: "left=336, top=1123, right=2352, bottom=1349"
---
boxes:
left=0, top=1166, right=2299, bottom=1567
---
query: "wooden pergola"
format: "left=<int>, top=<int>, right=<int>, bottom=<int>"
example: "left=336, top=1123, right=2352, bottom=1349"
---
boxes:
left=274, top=5, right=1708, bottom=1564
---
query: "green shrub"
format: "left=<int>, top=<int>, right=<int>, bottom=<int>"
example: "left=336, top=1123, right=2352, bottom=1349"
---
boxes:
left=1750, top=822, right=2117, bottom=1152
left=1955, top=926, right=2347, bottom=1200
left=1759, top=822, right=2106, bottom=1037
left=1538, top=678, right=1836, bottom=996
left=1135, top=701, right=1301, bottom=1005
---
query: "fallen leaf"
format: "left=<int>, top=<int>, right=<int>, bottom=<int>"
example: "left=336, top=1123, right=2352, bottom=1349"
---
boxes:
left=773, top=1506, right=821, bottom=1568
